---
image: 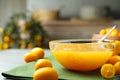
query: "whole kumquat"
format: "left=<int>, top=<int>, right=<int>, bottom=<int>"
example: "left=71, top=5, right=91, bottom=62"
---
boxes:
left=105, top=27, right=111, bottom=33
left=31, top=47, right=45, bottom=59
left=24, top=51, right=38, bottom=63
left=114, top=61, right=120, bottom=75
left=35, top=59, right=52, bottom=70
left=99, top=29, right=106, bottom=35
left=109, top=29, right=119, bottom=36
left=24, top=47, right=45, bottom=63
left=113, top=40, right=120, bottom=56
left=108, top=55, right=120, bottom=65
left=33, top=67, right=58, bottom=80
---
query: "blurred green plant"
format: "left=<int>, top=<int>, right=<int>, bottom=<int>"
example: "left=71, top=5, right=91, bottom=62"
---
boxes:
left=2, top=13, right=49, bottom=49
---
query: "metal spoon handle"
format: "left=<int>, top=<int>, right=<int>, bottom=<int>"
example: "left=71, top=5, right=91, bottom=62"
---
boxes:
left=98, top=25, right=117, bottom=43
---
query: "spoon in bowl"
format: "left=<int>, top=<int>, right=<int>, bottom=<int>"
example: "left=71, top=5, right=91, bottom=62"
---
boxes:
left=98, top=25, right=117, bottom=43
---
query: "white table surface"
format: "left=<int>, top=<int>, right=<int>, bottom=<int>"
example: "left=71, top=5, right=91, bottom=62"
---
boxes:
left=0, top=49, right=50, bottom=80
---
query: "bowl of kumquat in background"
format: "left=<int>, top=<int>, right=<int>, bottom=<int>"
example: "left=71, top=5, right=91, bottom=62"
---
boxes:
left=92, top=27, right=120, bottom=40
left=49, top=39, right=115, bottom=72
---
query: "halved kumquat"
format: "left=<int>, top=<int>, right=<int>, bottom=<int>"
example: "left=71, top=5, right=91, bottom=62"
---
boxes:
left=101, top=64, right=115, bottom=79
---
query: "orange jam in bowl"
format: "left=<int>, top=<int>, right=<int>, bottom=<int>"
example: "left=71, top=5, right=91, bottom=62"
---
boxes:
left=49, top=39, right=115, bottom=71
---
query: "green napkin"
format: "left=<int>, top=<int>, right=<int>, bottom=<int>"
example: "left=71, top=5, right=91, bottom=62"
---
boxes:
left=2, top=54, right=104, bottom=80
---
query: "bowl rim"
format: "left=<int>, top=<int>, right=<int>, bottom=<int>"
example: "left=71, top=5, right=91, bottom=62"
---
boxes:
left=49, top=39, right=114, bottom=44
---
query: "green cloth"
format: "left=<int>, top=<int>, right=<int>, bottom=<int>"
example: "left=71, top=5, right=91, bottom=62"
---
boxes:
left=1, top=54, right=107, bottom=80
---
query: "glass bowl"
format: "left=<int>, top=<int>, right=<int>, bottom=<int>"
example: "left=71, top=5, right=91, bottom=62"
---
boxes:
left=49, top=39, right=115, bottom=71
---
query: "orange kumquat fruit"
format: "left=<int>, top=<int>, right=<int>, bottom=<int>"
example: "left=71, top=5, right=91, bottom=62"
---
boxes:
left=24, top=52, right=38, bottom=63
left=99, top=29, right=106, bottom=35
left=35, top=59, right=52, bottom=70
left=31, top=47, right=44, bottom=59
left=114, top=61, right=120, bottom=75
left=101, top=63, right=115, bottom=79
left=113, top=40, right=120, bottom=56
left=109, top=29, right=119, bottom=36
left=33, top=67, right=58, bottom=80
left=108, top=55, right=120, bottom=65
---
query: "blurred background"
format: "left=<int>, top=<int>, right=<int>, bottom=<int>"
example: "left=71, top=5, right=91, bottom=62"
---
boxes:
left=0, top=0, right=120, bottom=49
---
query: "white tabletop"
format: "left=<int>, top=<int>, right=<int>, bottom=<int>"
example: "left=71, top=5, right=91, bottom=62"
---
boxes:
left=0, top=49, right=50, bottom=80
